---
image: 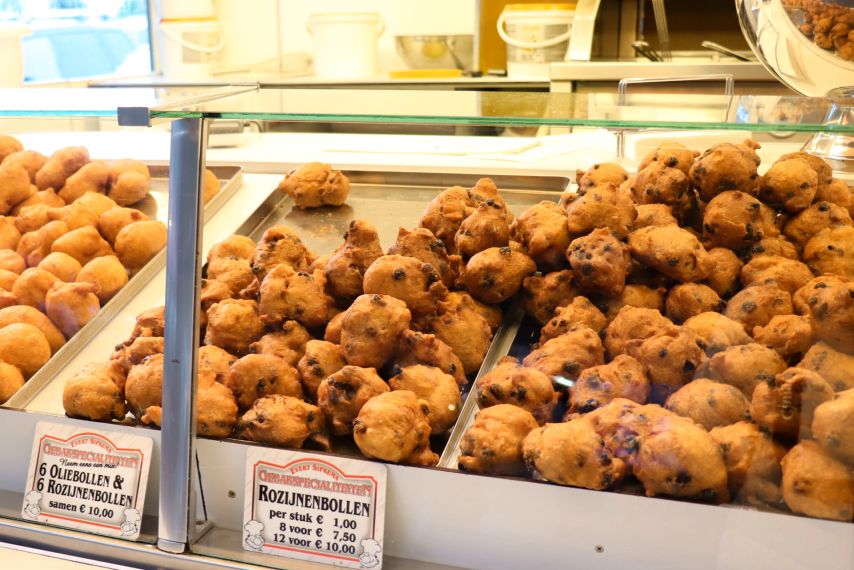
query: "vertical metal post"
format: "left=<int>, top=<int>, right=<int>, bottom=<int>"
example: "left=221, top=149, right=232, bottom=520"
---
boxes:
left=158, top=117, right=207, bottom=554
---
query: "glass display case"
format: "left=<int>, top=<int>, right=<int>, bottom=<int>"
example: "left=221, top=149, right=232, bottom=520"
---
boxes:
left=0, top=85, right=852, bottom=570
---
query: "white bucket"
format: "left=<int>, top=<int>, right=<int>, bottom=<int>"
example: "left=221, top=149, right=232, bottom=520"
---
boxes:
left=0, top=23, right=30, bottom=86
left=158, top=19, right=224, bottom=78
left=307, top=13, right=385, bottom=79
left=497, top=3, right=575, bottom=79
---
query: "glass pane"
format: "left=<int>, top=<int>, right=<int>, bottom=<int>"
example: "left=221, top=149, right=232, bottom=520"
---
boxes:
left=155, top=87, right=854, bottom=133
left=0, top=87, right=210, bottom=118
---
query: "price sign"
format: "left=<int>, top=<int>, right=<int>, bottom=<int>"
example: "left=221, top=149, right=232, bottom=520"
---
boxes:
left=244, top=447, right=387, bottom=569
left=22, top=421, right=153, bottom=540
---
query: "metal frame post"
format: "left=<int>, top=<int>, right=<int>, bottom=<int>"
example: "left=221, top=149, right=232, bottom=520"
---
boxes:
left=158, top=117, right=207, bottom=554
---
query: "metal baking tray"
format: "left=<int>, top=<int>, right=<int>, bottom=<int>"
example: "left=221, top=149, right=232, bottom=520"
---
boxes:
left=4, top=164, right=244, bottom=409
left=220, top=169, right=571, bottom=459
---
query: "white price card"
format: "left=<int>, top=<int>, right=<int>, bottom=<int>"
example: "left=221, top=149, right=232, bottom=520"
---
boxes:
left=244, top=447, right=387, bottom=569
left=22, top=421, right=153, bottom=540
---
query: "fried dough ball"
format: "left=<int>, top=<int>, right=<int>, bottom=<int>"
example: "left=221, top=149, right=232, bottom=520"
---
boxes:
left=740, top=255, right=813, bottom=296
left=195, top=367, right=239, bottom=438
left=395, top=329, right=465, bottom=388
left=779, top=152, right=832, bottom=187
left=569, top=355, right=649, bottom=414
left=701, top=247, right=743, bottom=298
left=62, top=361, right=126, bottom=421
left=566, top=228, right=631, bottom=298
left=469, top=178, right=510, bottom=219
left=74, top=192, right=117, bottom=217
left=323, top=311, right=344, bottom=343
left=747, top=236, right=800, bottom=262
left=476, top=356, right=558, bottom=424
left=450, top=290, right=502, bottom=332
left=250, top=320, right=312, bottom=366
left=203, top=168, right=220, bottom=204
left=634, top=203, right=678, bottom=229
left=689, top=140, right=760, bottom=202
left=813, top=389, right=854, bottom=465
left=129, top=305, right=164, bottom=340
left=77, top=255, right=128, bottom=303
left=422, top=294, right=491, bottom=375
left=206, top=255, right=255, bottom=297
left=0, top=322, right=50, bottom=378
left=50, top=203, right=100, bottom=232
left=803, top=226, right=854, bottom=280
left=0, top=249, right=24, bottom=274
left=702, top=190, right=779, bottom=250
left=0, top=291, right=16, bottom=309
left=111, top=336, right=164, bottom=375
left=316, top=365, right=388, bottom=435
left=44, top=281, right=100, bottom=338
left=277, top=162, right=349, bottom=208
left=35, top=146, right=89, bottom=191
left=58, top=161, right=108, bottom=203
left=114, top=220, right=166, bottom=272
left=16, top=220, right=67, bottom=266
left=629, top=161, right=691, bottom=209
left=664, top=283, right=724, bottom=323
left=455, top=200, right=510, bottom=258
left=259, top=264, right=337, bottom=329
left=540, top=295, right=607, bottom=344
left=2, top=149, right=46, bottom=182
left=665, top=379, right=749, bottom=430
left=38, top=252, right=81, bottom=282
left=251, top=225, right=312, bottom=280
left=521, top=269, right=578, bottom=325
left=753, top=314, right=813, bottom=361
left=683, top=312, right=751, bottom=356
left=576, top=162, right=630, bottom=189
left=603, top=306, right=673, bottom=358
left=634, top=415, right=730, bottom=503
left=207, top=234, right=255, bottom=262
left=12, top=188, right=63, bottom=215
left=50, top=225, right=113, bottom=266
left=705, top=342, right=786, bottom=398
left=0, top=361, right=24, bottom=404
left=195, top=344, right=235, bottom=385
left=800, top=277, right=854, bottom=351
left=324, top=219, right=382, bottom=301
left=710, top=421, right=786, bottom=506
left=98, top=207, right=148, bottom=246
left=363, top=254, right=447, bottom=317
left=225, top=353, right=303, bottom=412
left=459, top=405, right=538, bottom=475
left=781, top=440, right=854, bottom=522
left=792, top=274, right=847, bottom=315
left=14, top=204, right=52, bottom=234
left=204, top=299, right=263, bottom=356
left=595, top=283, right=667, bottom=323
left=798, top=342, right=854, bottom=392
left=751, top=367, right=834, bottom=440
left=815, top=178, right=852, bottom=210
left=523, top=417, right=626, bottom=490
left=0, top=164, right=35, bottom=215
left=0, top=268, right=16, bottom=290
left=760, top=158, right=818, bottom=213
left=238, top=395, right=325, bottom=448
left=387, top=226, right=455, bottom=287
left=340, top=294, right=410, bottom=369
left=462, top=246, right=535, bottom=304
left=12, top=267, right=60, bottom=311
left=638, top=141, right=699, bottom=176
left=297, top=340, right=345, bottom=400
left=629, top=225, right=712, bottom=282
left=389, top=364, right=460, bottom=434
left=106, top=160, right=151, bottom=206
left=784, top=201, right=853, bottom=250
left=629, top=327, right=706, bottom=402
left=419, top=186, right=473, bottom=251
left=0, top=305, right=64, bottom=354
left=522, top=327, right=604, bottom=386
left=0, top=218, right=20, bottom=250
left=564, top=183, right=637, bottom=238
left=353, top=390, right=433, bottom=464
left=724, top=284, right=793, bottom=334
left=511, top=201, right=570, bottom=271
left=0, top=135, right=22, bottom=162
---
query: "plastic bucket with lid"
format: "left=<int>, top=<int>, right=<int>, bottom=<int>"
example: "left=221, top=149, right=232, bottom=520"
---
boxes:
left=497, top=3, right=575, bottom=79
left=158, top=18, right=224, bottom=78
left=307, top=12, right=385, bottom=79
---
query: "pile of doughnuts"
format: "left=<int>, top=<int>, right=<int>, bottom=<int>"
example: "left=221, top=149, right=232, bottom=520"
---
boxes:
left=0, top=135, right=218, bottom=403
left=785, top=0, right=854, bottom=61
left=62, top=168, right=541, bottom=466
left=459, top=141, right=854, bottom=523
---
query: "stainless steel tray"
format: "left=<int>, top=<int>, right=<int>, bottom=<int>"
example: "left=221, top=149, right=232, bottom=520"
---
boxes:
left=221, top=169, right=571, bottom=459
left=4, top=164, right=244, bottom=409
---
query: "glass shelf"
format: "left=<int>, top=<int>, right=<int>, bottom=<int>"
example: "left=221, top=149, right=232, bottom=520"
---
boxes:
left=150, top=87, right=854, bottom=133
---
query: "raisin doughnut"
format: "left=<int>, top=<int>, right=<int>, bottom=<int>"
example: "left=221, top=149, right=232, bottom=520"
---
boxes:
left=750, top=367, right=834, bottom=440
left=753, top=314, right=814, bottom=361
left=419, top=186, right=473, bottom=251
left=475, top=356, right=558, bottom=424
left=627, top=327, right=706, bottom=403
left=575, top=162, right=630, bottom=189
left=595, top=284, right=666, bottom=322
left=564, top=183, right=637, bottom=239
left=803, top=277, right=854, bottom=351
left=569, top=354, right=649, bottom=414
left=665, top=379, right=750, bottom=430
left=317, top=365, right=389, bottom=435
left=389, top=364, right=460, bottom=434
left=759, top=158, right=818, bottom=213
left=259, top=265, right=337, bottom=329
left=324, top=219, right=383, bottom=301
left=603, top=306, right=673, bottom=358
left=745, top=236, right=800, bottom=261
left=783, top=201, right=853, bottom=250
left=702, top=247, right=743, bottom=298
left=225, top=353, right=303, bottom=412
left=539, top=295, right=607, bottom=343
left=628, top=225, right=713, bottom=282
left=462, top=246, right=536, bottom=304
left=812, top=389, right=854, bottom=465
left=706, top=343, right=787, bottom=398
left=803, top=226, right=854, bottom=280
left=629, top=161, right=691, bottom=209
left=458, top=404, right=539, bottom=476
left=637, top=141, right=699, bottom=176
left=724, top=284, right=793, bottom=334
left=702, top=190, right=779, bottom=250
left=792, top=274, right=847, bottom=315
left=422, top=292, right=492, bottom=375
left=797, top=342, right=854, bottom=392
left=340, top=294, right=411, bottom=369
left=363, top=254, right=448, bottom=317
left=296, top=340, right=345, bottom=401
left=781, top=440, right=854, bottom=522
left=634, top=203, right=678, bottom=229
left=521, top=269, right=579, bottom=324
left=455, top=199, right=510, bottom=258
left=395, top=329, right=466, bottom=388
left=567, top=228, right=631, bottom=298
left=277, top=162, right=349, bottom=208
left=740, top=255, right=813, bottom=294
left=510, top=201, right=570, bottom=271
left=664, top=283, right=724, bottom=323
left=387, top=227, right=455, bottom=288
left=689, top=140, right=761, bottom=202
left=353, top=390, right=435, bottom=465
left=709, top=421, right=787, bottom=506
left=522, top=327, right=605, bottom=387
left=683, top=312, right=752, bottom=356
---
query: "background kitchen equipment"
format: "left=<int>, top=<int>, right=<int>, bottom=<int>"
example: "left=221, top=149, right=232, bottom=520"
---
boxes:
left=497, top=3, right=576, bottom=79
left=394, top=35, right=474, bottom=72
left=307, top=12, right=385, bottom=79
